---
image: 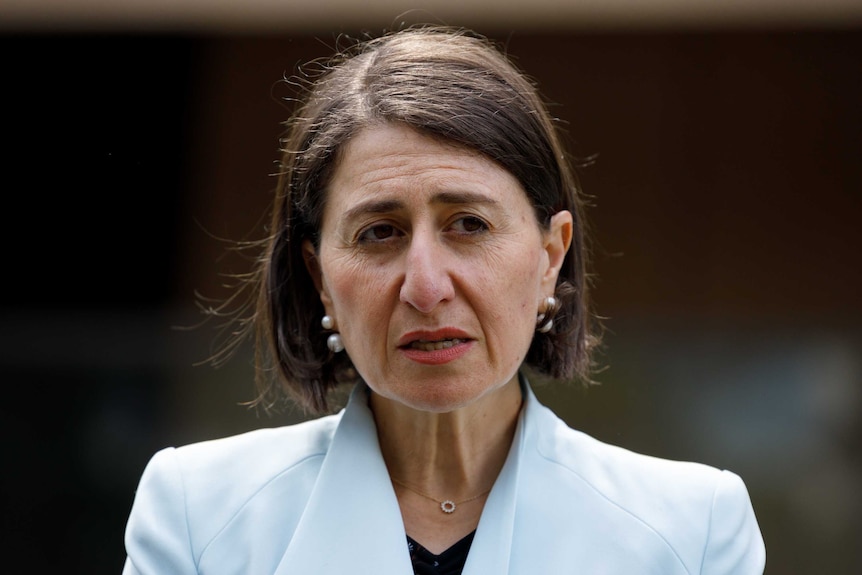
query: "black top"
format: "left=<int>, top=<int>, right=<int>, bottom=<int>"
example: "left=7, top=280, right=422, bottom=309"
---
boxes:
left=406, top=531, right=476, bottom=575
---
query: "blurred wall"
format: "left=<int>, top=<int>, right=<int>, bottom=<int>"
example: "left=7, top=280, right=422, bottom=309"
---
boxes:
left=1, top=10, right=860, bottom=574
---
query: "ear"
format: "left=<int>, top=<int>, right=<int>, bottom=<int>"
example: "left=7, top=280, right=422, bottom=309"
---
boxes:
left=302, top=239, right=332, bottom=308
left=541, top=210, right=573, bottom=292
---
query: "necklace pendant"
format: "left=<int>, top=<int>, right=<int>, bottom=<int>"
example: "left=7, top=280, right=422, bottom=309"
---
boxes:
left=440, top=500, right=456, bottom=513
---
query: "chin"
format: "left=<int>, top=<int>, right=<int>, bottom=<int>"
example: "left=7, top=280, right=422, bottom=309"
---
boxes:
left=377, top=377, right=510, bottom=415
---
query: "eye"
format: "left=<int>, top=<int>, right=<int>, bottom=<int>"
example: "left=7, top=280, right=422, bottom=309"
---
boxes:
left=358, top=223, right=400, bottom=242
left=450, top=216, right=489, bottom=234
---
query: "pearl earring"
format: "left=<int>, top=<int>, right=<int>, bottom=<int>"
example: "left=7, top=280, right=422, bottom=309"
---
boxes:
left=321, top=315, right=344, bottom=353
left=536, top=296, right=557, bottom=333
left=327, top=334, right=344, bottom=353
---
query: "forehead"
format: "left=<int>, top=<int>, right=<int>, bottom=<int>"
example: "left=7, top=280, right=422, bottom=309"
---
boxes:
left=326, top=124, right=528, bottom=208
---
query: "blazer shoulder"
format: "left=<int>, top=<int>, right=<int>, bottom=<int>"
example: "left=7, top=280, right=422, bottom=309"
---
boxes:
left=530, top=401, right=764, bottom=573
left=127, top=413, right=341, bottom=567
left=172, top=413, right=340, bottom=509
left=532, top=398, right=725, bottom=497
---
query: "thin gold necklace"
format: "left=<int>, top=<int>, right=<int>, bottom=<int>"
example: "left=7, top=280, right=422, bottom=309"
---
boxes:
left=391, top=477, right=492, bottom=514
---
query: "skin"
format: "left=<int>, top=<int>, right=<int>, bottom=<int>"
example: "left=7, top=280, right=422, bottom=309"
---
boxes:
left=304, top=123, right=572, bottom=552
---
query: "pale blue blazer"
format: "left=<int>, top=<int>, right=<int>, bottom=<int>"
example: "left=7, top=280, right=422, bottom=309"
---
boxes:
left=122, top=381, right=765, bottom=574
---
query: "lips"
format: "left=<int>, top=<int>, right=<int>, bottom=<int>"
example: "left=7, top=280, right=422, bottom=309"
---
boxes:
left=397, top=329, right=474, bottom=365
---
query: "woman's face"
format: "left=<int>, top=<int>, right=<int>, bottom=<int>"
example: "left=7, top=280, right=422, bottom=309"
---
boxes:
left=304, top=123, right=571, bottom=413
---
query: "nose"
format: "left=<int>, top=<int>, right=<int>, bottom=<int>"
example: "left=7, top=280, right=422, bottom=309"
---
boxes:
left=399, top=231, right=455, bottom=314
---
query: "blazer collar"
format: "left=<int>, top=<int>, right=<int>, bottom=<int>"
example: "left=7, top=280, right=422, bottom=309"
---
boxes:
left=274, top=384, right=411, bottom=574
left=463, top=385, right=528, bottom=574
left=274, top=381, right=535, bottom=575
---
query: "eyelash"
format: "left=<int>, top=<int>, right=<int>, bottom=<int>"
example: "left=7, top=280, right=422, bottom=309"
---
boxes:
left=450, top=215, right=488, bottom=234
left=357, top=223, right=401, bottom=243
left=356, top=215, right=489, bottom=244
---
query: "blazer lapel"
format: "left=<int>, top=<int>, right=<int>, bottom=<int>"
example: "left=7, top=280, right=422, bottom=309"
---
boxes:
left=273, top=384, right=411, bottom=575
left=462, top=390, right=528, bottom=575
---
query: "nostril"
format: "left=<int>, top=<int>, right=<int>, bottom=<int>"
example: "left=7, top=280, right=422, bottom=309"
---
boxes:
left=400, top=271, right=453, bottom=313
left=400, top=237, right=455, bottom=312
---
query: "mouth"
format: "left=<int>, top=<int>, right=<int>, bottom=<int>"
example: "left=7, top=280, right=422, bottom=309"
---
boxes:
left=398, top=331, right=475, bottom=365
left=398, top=328, right=472, bottom=347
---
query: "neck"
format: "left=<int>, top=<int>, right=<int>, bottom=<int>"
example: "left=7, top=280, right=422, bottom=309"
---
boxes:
left=370, top=374, right=523, bottom=502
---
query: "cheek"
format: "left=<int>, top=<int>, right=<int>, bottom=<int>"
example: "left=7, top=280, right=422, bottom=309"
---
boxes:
left=323, top=254, right=393, bottom=322
left=492, top=244, right=544, bottom=299
left=473, top=243, right=544, bottom=330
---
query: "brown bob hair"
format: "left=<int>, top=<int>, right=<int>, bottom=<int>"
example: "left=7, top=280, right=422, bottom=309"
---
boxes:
left=225, top=26, right=598, bottom=415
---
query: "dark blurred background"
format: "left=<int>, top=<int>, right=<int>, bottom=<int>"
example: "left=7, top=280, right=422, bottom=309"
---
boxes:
left=1, top=2, right=860, bottom=573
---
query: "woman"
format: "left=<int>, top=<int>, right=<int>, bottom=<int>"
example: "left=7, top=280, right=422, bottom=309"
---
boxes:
left=122, top=26, right=765, bottom=574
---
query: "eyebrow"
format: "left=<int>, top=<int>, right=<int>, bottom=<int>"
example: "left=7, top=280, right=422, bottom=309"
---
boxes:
left=342, top=191, right=499, bottom=222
